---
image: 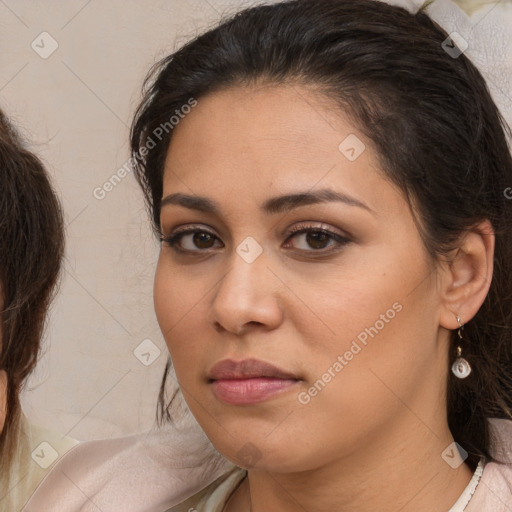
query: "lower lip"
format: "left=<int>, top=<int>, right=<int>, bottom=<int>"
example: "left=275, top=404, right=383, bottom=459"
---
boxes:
left=211, top=378, right=300, bottom=405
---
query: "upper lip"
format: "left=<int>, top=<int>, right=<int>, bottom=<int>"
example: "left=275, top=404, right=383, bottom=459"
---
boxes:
left=207, top=358, right=300, bottom=381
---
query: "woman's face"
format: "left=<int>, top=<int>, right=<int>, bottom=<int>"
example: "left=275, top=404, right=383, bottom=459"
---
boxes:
left=154, top=84, right=450, bottom=472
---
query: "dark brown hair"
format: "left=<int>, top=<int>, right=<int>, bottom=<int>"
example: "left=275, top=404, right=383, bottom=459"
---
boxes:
left=0, top=108, right=65, bottom=472
left=130, top=0, right=512, bottom=469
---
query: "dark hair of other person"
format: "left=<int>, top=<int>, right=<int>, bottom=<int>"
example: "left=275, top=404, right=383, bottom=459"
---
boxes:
left=0, top=109, right=65, bottom=472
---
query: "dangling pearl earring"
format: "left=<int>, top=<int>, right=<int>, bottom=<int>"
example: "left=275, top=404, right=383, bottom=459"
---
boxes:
left=451, top=316, right=471, bottom=379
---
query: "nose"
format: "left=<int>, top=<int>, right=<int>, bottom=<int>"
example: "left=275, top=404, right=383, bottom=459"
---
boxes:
left=208, top=246, right=284, bottom=335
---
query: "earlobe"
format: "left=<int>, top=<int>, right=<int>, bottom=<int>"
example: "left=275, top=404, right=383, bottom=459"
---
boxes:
left=439, top=219, right=495, bottom=329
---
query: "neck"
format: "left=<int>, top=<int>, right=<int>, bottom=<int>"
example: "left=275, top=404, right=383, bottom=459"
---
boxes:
left=229, top=417, right=474, bottom=512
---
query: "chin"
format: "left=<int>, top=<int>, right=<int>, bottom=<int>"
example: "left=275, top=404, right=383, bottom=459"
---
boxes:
left=205, top=431, right=316, bottom=473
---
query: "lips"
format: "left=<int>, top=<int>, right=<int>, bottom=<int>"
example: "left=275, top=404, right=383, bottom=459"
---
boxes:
left=207, top=358, right=299, bottom=381
left=207, top=358, right=301, bottom=405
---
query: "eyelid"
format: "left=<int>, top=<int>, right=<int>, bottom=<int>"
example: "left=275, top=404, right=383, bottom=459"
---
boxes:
left=159, top=224, right=222, bottom=252
left=284, top=221, right=350, bottom=240
left=282, top=223, right=351, bottom=253
left=160, top=222, right=217, bottom=238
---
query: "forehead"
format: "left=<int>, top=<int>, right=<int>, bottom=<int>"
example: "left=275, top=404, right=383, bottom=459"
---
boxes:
left=162, top=84, right=396, bottom=215
left=166, top=84, right=353, bottom=158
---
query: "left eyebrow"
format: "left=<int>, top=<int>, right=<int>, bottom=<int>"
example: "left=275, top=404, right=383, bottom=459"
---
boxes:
left=160, top=188, right=374, bottom=216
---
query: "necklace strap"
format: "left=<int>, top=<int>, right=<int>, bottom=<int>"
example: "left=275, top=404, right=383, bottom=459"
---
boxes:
left=448, top=459, right=485, bottom=512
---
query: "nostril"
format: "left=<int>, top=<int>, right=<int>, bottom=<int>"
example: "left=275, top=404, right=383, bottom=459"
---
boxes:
left=213, top=321, right=225, bottom=333
left=213, top=320, right=263, bottom=335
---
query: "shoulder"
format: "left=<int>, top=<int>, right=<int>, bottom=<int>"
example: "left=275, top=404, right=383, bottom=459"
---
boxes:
left=22, top=425, right=235, bottom=512
left=466, top=419, right=512, bottom=512
left=467, top=461, right=512, bottom=511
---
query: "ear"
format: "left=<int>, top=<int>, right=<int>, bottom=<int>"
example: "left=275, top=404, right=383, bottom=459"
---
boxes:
left=438, top=219, right=494, bottom=329
left=0, top=370, right=7, bottom=432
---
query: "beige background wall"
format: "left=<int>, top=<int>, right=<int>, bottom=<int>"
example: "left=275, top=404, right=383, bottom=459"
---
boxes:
left=0, top=0, right=510, bottom=442
left=2, top=0, right=267, bottom=441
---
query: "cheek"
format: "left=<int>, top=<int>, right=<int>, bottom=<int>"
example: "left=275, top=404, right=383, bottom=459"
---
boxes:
left=303, top=280, right=439, bottom=427
left=285, top=257, right=409, bottom=362
left=153, top=261, right=172, bottom=337
left=294, top=247, right=438, bottom=400
left=154, top=261, right=185, bottom=357
left=153, top=257, right=199, bottom=330
left=153, top=260, right=207, bottom=379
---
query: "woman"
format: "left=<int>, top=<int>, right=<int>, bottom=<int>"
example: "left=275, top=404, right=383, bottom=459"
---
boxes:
left=0, top=108, right=78, bottom=510
left=127, top=0, right=512, bottom=510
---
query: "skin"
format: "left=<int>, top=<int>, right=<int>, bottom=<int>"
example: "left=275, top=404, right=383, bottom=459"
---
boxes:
left=154, top=84, right=494, bottom=512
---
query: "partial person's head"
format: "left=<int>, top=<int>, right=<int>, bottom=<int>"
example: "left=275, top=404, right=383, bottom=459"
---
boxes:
left=0, top=108, right=64, bottom=471
left=131, top=0, right=512, bottom=472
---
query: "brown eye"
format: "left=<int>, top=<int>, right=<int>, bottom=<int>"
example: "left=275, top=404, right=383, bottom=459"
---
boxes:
left=304, top=231, right=331, bottom=249
left=192, top=232, right=216, bottom=249
left=284, top=224, right=351, bottom=253
left=160, top=228, right=222, bottom=252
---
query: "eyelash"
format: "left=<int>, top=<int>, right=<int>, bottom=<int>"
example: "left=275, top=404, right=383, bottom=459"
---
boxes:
left=160, top=222, right=351, bottom=255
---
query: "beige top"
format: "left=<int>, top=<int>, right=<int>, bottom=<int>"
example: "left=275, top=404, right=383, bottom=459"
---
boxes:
left=0, top=412, right=78, bottom=512
left=21, top=418, right=236, bottom=512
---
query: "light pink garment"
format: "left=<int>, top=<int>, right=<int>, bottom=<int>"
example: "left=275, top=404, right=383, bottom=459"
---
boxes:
left=465, top=418, right=512, bottom=511
left=21, top=421, right=236, bottom=512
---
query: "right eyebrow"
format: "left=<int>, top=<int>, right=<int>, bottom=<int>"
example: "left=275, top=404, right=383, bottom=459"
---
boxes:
left=160, top=188, right=374, bottom=216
